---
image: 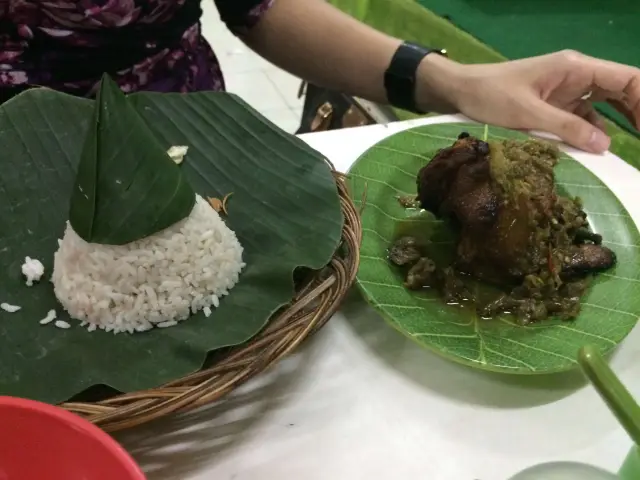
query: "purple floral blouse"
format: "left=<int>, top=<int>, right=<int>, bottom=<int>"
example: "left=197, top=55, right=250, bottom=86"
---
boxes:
left=0, top=0, right=274, bottom=100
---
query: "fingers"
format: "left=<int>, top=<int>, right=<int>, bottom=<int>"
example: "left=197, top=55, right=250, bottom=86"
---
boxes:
left=608, top=98, right=638, bottom=128
left=597, top=67, right=640, bottom=128
left=531, top=99, right=610, bottom=153
left=587, top=87, right=639, bottom=129
left=574, top=100, right=607, bottom=131
left=564, top=51, right=640, bottom=128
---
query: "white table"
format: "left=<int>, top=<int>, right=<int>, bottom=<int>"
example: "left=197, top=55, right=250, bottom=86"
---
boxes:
left=117, top=115, right=640, bottom=480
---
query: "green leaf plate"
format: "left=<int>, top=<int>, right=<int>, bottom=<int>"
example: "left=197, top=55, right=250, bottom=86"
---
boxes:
left=348, top=122, right=640, bottom=374
left=0, top=89, right=343, bottom=403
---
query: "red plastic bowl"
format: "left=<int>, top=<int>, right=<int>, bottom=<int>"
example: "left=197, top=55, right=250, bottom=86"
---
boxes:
left=0, top=396, right=146, bottom=480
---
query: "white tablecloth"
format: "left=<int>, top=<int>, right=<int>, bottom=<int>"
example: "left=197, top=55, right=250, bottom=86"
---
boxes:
left=117, top=115, right=640, bottom=480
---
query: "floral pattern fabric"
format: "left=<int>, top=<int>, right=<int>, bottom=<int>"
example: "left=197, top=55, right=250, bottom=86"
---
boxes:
left=0, top=0, right=274, bottom=99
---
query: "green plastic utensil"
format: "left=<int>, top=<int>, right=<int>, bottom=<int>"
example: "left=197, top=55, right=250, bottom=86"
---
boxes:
left=578, top=345, right=640, bottom=478
left=578, top=345, right=640, bottom=445
left=619, top=446, right=640, bottom=479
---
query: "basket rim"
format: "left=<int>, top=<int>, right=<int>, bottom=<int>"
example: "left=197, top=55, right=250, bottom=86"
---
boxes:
left=59, top=167, right=362, bottom=432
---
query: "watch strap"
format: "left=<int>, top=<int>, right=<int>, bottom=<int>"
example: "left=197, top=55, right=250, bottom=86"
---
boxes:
left=384, top=41, right=446, bottom=113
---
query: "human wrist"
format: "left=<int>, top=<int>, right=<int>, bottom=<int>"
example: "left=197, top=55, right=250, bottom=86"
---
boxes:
left=415, top=54, right=466, bottom=114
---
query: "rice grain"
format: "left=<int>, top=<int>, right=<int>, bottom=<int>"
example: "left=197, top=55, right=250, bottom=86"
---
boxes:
left=39, top=309, right=57, bottom=325
left=21, top=256, right=45, bottom=286
left=1, top=303, right=21, bottom=313
left=54, top=320, right=71, bottom=329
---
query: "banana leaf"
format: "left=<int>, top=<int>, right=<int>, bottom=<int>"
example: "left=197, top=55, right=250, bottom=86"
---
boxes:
left=348, top=122, right=640, bottom=374
left=70, top=75, right=195, bottom=245
left=0, top=88, right=343, bottom=403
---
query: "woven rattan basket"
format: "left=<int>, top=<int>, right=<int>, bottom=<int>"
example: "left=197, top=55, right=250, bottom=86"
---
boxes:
left=59, top=167, right=361, bottom=432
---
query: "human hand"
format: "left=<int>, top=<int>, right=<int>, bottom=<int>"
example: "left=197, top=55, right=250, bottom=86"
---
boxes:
left=422, top=50, right=640, bottom=153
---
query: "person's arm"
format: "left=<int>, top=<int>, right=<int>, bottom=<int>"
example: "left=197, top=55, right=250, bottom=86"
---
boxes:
left=240, top=0, right=464, bottom=114
left=218, top=0, right=640, bottom=153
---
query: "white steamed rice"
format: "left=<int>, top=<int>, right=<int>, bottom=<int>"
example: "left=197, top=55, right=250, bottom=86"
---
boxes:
left=51, top=194, right=245, bottom=334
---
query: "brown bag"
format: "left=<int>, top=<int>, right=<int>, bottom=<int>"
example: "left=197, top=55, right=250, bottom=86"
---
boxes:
left=296, top=81, right=396, bottom=134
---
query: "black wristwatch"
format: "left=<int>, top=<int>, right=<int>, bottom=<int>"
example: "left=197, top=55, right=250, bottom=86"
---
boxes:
left=384, top=41, right=447, bottom=113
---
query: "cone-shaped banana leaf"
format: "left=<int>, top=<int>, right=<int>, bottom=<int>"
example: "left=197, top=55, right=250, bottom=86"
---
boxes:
left=349, top=122, right=640, bottom=374
left=0, top=85, right=343, bottom=403
left=70, top=75, right=195, bottom=245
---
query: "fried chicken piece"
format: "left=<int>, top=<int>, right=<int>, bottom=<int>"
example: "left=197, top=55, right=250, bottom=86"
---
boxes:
left=416, top=132, right=616, bottom=287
